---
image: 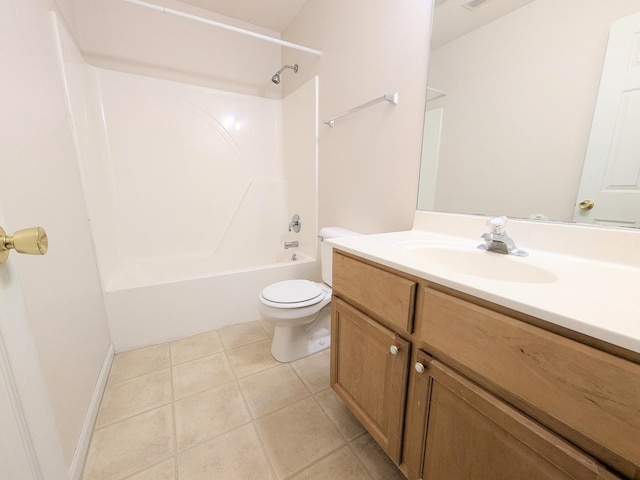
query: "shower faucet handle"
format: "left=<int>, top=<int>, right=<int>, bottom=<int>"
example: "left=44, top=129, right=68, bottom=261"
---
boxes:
left=289, top=214, right=301, bottom=233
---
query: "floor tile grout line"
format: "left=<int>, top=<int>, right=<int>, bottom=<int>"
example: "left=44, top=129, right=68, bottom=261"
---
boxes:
left=226, top=348, right=282, bottom=383
left=232, top=372, right=280, bottom=479
left=308, top=387, right=355, bottom=442
left=239, top=365, right=314, bottom=421
left=288, top=353, right=326, bottom=396
left=119, top=456, right=176, bottom=480
left=106, top=343, right=172, bottom=387
left=171, top=417, right=255, bottom=459
left=346, top=432, right=382, bottom=480
left=218, top=321, right=272, bottom=352
left=171, top=350, right=236, bottom=401
left=281, top=443, right=350, bottom=480
left=219, top=333, right=279, bottom=479
left=168, top=342, right=180, bottom=479
left=259, top=320, right=274, bottom=339
left=106, top=364, right=169, bottom=387
left=287, top=359, right=314, bottom=394
left=92, top=398, right=174, bottom=431
left=85, top=403, right=176, bottom=479
left=248, top=421, right=280, bottom=480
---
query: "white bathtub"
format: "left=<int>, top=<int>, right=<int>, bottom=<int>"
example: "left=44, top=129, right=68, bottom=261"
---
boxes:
left=103, top=252, right=318, bottom=352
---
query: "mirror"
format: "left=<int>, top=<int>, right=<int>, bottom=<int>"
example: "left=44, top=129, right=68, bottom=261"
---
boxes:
left=417, top=0, right=640, bottom=228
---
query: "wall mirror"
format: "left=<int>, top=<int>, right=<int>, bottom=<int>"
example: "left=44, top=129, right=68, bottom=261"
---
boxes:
left=417, top=0, right=640, bottom=228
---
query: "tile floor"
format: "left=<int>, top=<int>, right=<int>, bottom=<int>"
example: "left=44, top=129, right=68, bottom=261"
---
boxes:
left=82, top=320, right=406, bottom=480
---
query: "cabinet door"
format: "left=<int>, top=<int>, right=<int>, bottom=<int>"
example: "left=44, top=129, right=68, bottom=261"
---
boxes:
left=412, top=352, right=621, bottom=480
left=330, top=297, right=410, bottom=464
left=419, top=287, right=640, bottom=477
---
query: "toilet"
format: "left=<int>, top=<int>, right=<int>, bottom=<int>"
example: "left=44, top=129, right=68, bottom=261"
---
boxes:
left=258, top=227, right=360, bottom=362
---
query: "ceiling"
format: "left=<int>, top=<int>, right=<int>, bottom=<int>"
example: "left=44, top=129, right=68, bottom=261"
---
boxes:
left=177, top=0, right=309, bottom=32
left=150, top=1, right=536, bottom=45
left=431, top=0, right=536, bottom=49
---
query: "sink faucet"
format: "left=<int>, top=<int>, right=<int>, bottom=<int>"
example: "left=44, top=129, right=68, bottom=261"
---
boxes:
left=284, top=240, right=299, bottom=249
left=478, top=216, right=528, bottom=257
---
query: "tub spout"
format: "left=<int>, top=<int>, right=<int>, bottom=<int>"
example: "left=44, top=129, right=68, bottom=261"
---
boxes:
left=284, top=241, right=299, bottom=249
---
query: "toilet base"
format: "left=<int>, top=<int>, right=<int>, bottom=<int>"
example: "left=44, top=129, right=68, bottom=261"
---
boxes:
left=270, top=308, right=330, bottom=363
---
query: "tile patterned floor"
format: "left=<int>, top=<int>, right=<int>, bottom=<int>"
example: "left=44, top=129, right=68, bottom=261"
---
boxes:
left=82, top=320, right=406, bottom=480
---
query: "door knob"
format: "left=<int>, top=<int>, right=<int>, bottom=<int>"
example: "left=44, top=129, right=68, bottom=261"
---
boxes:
left=578, top=200, right=595, bottom=211
left=389, top=345, right=399, bottom=355
left=0, top=226, right=48, bottom=263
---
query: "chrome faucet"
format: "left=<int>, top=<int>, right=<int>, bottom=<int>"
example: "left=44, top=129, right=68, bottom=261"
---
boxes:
left=477, top=216, right=527, bottom=257
left=284, top=240, right=299, bottom=249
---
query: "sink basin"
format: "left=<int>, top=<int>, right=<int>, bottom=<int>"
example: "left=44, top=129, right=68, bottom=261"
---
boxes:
left=399, top=244, right=558, bottom=284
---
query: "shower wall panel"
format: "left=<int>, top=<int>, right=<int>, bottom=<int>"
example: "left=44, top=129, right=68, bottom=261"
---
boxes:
left=95, top=69, right=284, bottom=270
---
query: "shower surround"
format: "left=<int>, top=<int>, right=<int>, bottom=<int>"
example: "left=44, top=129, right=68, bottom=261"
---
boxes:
left=55, top=20, right=318, bottom=351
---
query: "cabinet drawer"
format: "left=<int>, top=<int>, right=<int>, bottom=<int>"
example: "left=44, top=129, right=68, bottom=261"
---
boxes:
left=419, top=287, right=640, bottom=478
left=332, top=252, right=416, bottom=333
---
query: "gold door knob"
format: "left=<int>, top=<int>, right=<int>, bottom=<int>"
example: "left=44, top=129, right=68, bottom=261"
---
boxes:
left=578, top=200, right=595, bottom=211
left=0, top=226, right=48, bottom=263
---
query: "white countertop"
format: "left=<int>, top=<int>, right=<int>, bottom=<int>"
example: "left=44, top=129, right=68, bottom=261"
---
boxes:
left=327, top=215, right=640, bottom=354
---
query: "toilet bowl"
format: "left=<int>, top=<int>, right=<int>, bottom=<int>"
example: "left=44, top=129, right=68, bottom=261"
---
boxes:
left=258, top=227, right=359, bottom=362
left=258, top=279, right=332, bottom=362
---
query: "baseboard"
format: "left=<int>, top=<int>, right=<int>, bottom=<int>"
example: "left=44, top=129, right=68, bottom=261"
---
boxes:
left=68, top=343, right=114, bottom=480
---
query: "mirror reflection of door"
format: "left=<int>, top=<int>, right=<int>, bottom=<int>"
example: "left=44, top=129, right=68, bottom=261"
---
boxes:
left=574, top=11, right=640, bottom=227
left=418, top=106, right=444, bottom=210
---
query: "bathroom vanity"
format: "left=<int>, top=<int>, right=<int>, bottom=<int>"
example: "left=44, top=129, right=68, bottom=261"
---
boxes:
left=329, top=214, right=640, bottom=480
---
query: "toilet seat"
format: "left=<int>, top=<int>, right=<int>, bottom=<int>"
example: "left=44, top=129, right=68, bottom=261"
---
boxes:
left=260, top=279, right=325, bottom=309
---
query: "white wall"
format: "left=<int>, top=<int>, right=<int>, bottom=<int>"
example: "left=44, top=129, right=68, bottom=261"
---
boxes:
left=281, top=0, right=432, bottom=234
left=427, top=0, right=640, bottom=221
left=0, top=0, right=111, bottom=471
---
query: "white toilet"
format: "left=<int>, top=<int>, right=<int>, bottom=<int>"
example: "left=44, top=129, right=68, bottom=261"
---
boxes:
left=258, top=227, right=360, bottom=362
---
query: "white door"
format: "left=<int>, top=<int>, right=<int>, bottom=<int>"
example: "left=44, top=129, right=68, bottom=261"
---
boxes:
left=0, top=344, right=34, bottom=478
left=574, top=11, right=640, bottom=227
left=0, top=202, right=68, bottom=480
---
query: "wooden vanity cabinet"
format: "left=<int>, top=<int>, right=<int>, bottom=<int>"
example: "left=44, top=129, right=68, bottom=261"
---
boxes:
left=330, top=251, right=638, bottom=480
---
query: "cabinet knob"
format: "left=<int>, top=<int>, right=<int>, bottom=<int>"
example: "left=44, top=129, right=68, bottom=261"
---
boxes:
left=389, top=345, right=399, bottom=355
left=414, top=362, right=425, bottom=374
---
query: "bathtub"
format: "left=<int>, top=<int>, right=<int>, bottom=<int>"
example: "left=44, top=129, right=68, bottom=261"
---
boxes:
left=103, top=252, right=318, bottom=352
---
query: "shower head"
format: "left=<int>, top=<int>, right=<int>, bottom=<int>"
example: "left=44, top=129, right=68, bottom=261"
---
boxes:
left=271, top=64, right=298, bottom=85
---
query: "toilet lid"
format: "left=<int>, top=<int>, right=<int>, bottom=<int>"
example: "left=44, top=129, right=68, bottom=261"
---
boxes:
left=260, top=279, right=325, bottom=308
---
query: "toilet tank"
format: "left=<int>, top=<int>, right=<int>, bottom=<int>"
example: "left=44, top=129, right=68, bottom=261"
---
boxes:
left=319, top=227, right=361, bottom=286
